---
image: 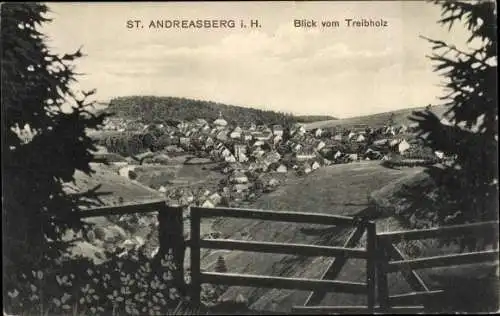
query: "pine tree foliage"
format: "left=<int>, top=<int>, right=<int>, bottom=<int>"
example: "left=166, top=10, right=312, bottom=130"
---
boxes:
left=410, top=1, right=498, bottom=231
left=1, top=3, right=109, bottom=269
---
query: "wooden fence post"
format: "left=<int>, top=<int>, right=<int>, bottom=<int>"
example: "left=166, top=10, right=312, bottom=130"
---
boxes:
left=190, top=206, right=201, bottom=305
left=158, top=205, right=186, bottom=296
left=377, top=239, right=390, bottom=313
left=366, top=221, right=376, bottom=313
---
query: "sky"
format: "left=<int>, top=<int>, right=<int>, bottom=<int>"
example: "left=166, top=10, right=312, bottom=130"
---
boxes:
left=42, top=1, right=472, bottom=118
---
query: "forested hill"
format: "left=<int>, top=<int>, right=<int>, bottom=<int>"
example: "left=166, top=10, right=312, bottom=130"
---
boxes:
left=295, top=115, right=338, bottom=123
left=104, top=96, right=299, bottom=126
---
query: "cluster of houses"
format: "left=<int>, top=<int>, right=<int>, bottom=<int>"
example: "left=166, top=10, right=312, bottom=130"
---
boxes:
left=101, top=113, right=434, bottom=209
left=134, top=113, right=419, bottom=173
left=158, top=166, right=285, bottom=209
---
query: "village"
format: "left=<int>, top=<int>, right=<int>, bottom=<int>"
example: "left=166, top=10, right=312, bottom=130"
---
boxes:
left=95, top=112, right=442, bottom=211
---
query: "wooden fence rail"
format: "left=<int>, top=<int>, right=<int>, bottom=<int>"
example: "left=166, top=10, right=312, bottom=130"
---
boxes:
left=190, top=206, right=357, bottom=225
left=303, top=225, right=366, bottom=307
left=198, top=238, right=368, bottom=258
left=189, top=206, right=377, bottom=312
left=76, top=201, right=499, bottom=314
left=77, top=199, right=167, bottom=218
left=376, top=220, right=500, bottom=313
left=201, top=272, right=368, bottom=294
left=386, top=249, right=499, bottom=272
left=377, top=220, right=499, bottom=243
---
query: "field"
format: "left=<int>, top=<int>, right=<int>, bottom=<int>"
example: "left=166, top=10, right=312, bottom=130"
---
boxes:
left=302, top=105, right=449, bottom=130
left=133, top=160, right=225, bottom=192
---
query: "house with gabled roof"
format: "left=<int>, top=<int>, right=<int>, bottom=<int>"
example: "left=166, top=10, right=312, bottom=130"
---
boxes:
left=220, top=147, right=232, bottom=158
left=389, top=139, right=400, bottom=147
left=201, top=199, right=215, bottom=208
left=311, top=161, right=321, bottom=170
left=179, top=137, right=191, bottom=147
left=347, top=153, right=359, bottom=161
left=213, top=112, right=228, bottom=128
left=373, top=138, right=388, bottom=146
left=262, top=151, right=281, bottom=166
left=272, top=125, right=284, bottom=137
left=276, top=164, right=288, bottom=173
left=356, top=134, right=366, bottom=143
left=253, top=140, right=265, bottom=147
left=333, top=150, right=343, bottom=160
left=398, top=139, right=410, bottom=154
left=205, top=136, right=215, bottom=147
left=194, top=118, right=208, bottom=126
left=216, top=130, right=229, bottom=141
left=200, top=124, right=211, bottom=133
left=241, top=131, right=253, bottom=142
left=291, top=125, right=306, bottom=137
left=314, top=128, right=323, bottom=138
left=231, top=170, right=249, bottom=184
left=347, top=131, right=356, bottom=141
left=315, top=140, right=326, bottom=151
left=230, top=126, right=242, bottom=139
left=300, top=162, right=312, bottom=175
left=225, top=154, right=237, bottom=163
left=384, top=126, right=396, bottom=136
left=295, top=148, right=316, bottom=161
left=253, top=131, right=272, bottom=141
left=323, top=158, right=332, bottom=166
left=251, top=148, right=265, bottom=159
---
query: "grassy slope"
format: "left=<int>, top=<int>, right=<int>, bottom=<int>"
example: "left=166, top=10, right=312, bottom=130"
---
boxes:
left=71, top=163, right=163, bottom=207
left=206, top=161, right=424, bottom=312
left=303, top=105, right=449, bottom=130
left=64, top=163, right=164, bottom=262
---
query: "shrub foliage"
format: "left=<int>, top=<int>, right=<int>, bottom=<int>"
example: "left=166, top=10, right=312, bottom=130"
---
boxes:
left=2, top=3, right=110, bottom=270
left=410, top=1, right=498, bottom=241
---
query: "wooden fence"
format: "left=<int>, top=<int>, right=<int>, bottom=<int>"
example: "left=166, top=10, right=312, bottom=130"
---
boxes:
left=375, top=220, right=499, bottom=313
left=188, top=206, right=377, bottom=313
left=77, top=201, right=499, bottom=314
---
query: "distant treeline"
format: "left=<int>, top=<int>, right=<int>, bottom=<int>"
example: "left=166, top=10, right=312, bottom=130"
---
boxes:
left=295, top=115, right=337, bottom=123
left=97, top=132, right=156, bottom=157
left=105, top=96, right=299, bottom=127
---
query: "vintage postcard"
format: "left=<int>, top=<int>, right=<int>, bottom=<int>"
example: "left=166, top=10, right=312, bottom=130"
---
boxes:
left=2, top=1, right=498, bottom=315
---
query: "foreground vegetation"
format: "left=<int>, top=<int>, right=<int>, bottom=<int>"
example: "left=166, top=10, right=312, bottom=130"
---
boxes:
left=409, top=0, right=497, bottom=242
left=2, top=1, right=497, bottom=314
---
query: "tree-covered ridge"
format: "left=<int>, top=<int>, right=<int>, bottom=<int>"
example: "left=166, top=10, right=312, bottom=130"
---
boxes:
left=106, top=96, right=298, bottom=127
left=295, top=115, right=338, bottom=123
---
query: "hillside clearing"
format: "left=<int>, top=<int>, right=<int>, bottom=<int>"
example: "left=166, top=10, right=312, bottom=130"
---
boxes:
left=303, top=105, right=449, bottom=130
left=69, top=163, right=163, bottom=207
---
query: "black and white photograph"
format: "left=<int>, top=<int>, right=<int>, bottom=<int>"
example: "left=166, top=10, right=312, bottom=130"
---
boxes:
left=1, top=1, right=498, bottom=315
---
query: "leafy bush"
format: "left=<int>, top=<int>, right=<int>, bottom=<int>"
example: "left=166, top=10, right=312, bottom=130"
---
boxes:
left=409, top=1, right=498, bottom=233
left=4, top=249, right=184, bottom=316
